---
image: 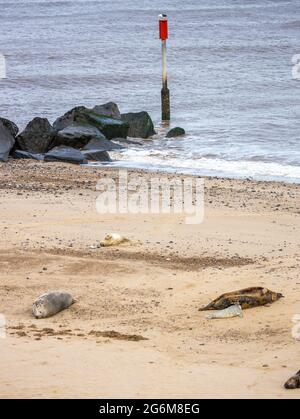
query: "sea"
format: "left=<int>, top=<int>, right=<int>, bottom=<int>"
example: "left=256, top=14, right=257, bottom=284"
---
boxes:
left=1, top=0, right=300, bottom=183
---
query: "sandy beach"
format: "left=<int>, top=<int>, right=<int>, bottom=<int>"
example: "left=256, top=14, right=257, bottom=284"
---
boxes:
left=0, top=159, right=299, bottom=399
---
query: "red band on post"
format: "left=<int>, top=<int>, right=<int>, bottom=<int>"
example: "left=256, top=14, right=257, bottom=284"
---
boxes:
left=159, top=20, right=168, bottom=41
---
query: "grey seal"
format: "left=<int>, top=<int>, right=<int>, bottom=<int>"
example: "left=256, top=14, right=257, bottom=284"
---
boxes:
left=284, top=370, right=300, bottom=389
left=32, top=291, right=75, bottom=319
left=199, top=287, right=283, bottom=311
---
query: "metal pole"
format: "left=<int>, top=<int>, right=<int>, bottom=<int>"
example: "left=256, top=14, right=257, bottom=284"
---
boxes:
left=161, top=40, right=170, bottom=121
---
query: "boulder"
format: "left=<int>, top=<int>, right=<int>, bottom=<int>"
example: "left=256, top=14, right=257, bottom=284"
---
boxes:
left=83, top=137, right=124, bottom=152
left=166, top=127, right=186, bottom=138
left=53, top=106, right=87, bottom=132
left=12, top=150, right=45, bottom=161
left=84, top=113, right=129, bottom=140
left=92, top=102, right=121, bottom=120
left=0, top=117, right=19, bottom=137
left=81, top=150, right=111, bottom=162
left=16, top=117, right=55, bottom=153
left=81, top=136, right=124, bottom=162
left=0, top=120, right=16, bottom=161
left=53, top=106, right=129, bottom=139
left=121, top=111, right=155, bottom=139
left=44, top=146, right=85, bottom=164
left=53, top=123, right=107, bottom=149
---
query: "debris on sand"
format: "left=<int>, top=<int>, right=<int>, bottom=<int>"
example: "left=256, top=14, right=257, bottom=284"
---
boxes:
left=284, top=370, right=300, bottom=389
left=199, top=287, right=283, bottom=311
left=100, top=233, right=130, bottom=247
left=206, top=304, right=243, bottom=320
left=88, top=330, right=148, bottom=342
left=32, top=291, right=75, bottom=319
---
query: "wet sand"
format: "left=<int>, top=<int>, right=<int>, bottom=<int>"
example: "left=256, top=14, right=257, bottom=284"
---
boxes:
left=0, top=160, right=299, bottom=398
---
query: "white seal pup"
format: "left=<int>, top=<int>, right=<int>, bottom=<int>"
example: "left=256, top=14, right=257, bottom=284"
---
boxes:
left=33, top=291, right=75, bottom=319
left=100, top=233, right=129, bottom=247
left=205, top=304, right=243, bottom=320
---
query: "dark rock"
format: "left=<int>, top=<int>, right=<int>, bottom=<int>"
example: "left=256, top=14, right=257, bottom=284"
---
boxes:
left=53, top=106, right=87, bottom=132
left=12, top=150, right=45, bottom=161
left=81, top=150, right=111, bottom=162
left=0, top=117, right=19, bottom=137
left=16, top=117, right=55, bottom=153
left=44, top=146, right=85, bottom=164
left=121, top=112, right=155, bottom=139
left=81, top=136, right=124, bottom=162
left=53, top=123, right=107, bottom=149
left=0, top=120, right=15, bottom=161
left=166, top=127, right=186, bottom=138
left=84, top=113, right=129, bottom=140
left=83, top=137, right=124, bottom=152
left=92, top=102, right=121, bottom=120
left=53, top=106, right=129, bottom=139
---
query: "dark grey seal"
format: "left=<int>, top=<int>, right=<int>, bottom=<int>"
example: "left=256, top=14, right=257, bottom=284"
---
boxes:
left=284, top=370, right=300, bottom=389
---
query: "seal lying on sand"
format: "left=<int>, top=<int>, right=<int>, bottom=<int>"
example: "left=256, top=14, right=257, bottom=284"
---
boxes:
left=199, top=287, right=283, bottom=311
left=100, top=233, right=129, bottom=247
left=206, top=304, right=243, bottom=320
left=284, top=370, right=300, bottom=389
left=33, top=291, right=75, bottom=319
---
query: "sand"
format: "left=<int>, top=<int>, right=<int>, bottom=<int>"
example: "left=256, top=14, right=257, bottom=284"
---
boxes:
left=0, top=159, right=299, bottom=399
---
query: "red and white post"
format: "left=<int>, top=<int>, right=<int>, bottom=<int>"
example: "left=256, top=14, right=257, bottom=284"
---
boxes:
left=159, top=14, right=170, bottom=122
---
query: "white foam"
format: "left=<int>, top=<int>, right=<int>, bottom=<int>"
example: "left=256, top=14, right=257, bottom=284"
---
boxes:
left=106, top=148, right=300, bottom=183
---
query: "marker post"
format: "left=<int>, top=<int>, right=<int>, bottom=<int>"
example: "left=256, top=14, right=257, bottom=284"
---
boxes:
left=159, top=14, right=170, bottom=122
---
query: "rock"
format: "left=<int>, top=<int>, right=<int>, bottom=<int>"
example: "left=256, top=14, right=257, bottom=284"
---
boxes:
left=92, top=102, right=121, bottom=120
left=16, top=117, right=55, bottom=153
left=53, top=106, right=87, bottom=131
left=84, top=113, right=129, bottom=140
left=166, top=127, right=186, bottom=138
left=0, top=119, right=16, bottom=161
left=0, top=117, right=19, bottom=137
left=81, top=136, right=124, bottom=162
left=12, top=150, right=45, bottom=161
left=53, top=106, right=129, bottom=139
left=121, top=111, right=156, bottom=138
left=81, top=149, right=111, bottom=162
left=83, top=137, right=124, bottom=152
left=44, top=146, right=86, bottom=164
left=53, top=123, right=107, bottom=149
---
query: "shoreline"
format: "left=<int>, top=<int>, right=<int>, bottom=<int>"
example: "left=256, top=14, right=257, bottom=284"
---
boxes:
left=0, top=159, right=299, bottom=398
left=84, top=160, right=300, bottom=186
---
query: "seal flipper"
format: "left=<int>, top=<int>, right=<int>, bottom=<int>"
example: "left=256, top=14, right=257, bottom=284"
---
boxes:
left=199, top=297, right=234, bottom=311
left=199, top=303, right=215, bottom=311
